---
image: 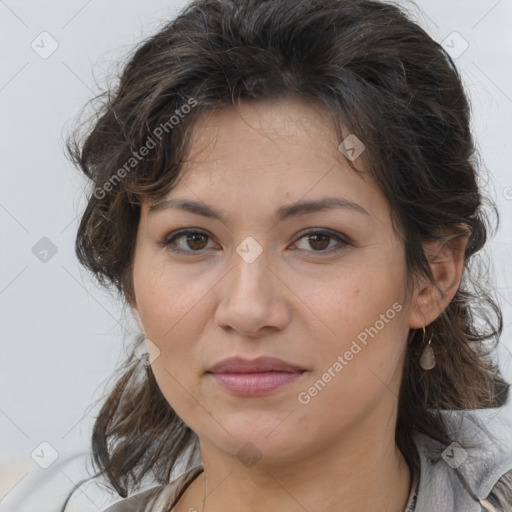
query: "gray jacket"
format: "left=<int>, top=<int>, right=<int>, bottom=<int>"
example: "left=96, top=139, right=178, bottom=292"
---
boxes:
left=412, top=409, right=512, bottom=511
left=104, top=409, right=512, bottom=512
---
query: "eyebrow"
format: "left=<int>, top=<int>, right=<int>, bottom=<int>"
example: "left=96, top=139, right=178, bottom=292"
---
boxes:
left=148, top=197, right=370, bottom=223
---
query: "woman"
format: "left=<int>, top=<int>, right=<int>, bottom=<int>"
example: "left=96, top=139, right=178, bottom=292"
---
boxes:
left=61, top=0, right=512, bottom=510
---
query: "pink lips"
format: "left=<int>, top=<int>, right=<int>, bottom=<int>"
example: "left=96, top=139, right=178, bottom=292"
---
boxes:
left=207, top=356, right=306, bottom=396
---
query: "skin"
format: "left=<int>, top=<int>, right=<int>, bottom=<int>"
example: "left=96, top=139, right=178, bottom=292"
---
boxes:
left=130, top=96, right=469, bottom=512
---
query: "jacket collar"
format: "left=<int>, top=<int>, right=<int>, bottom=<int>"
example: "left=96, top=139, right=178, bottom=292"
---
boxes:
left=413, top=408, right=512, bottom=512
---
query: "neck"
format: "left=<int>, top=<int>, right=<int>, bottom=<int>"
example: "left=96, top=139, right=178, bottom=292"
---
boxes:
left=175, top=421, right=412, bottom=512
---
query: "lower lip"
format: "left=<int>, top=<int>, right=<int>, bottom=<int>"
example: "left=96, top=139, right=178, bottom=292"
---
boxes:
left=209, top=371, right=306, bottom=396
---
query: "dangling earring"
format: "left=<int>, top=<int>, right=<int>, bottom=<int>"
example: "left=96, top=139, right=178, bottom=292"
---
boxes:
left=142, top=332, right=161, bottom=365
left=134, top=331, right=149, bottom=366
left=419, top=325, right=436, bottom=370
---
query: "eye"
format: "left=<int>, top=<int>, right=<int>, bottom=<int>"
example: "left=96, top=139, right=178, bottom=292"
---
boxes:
left=160, top=229, right=217, bottom=254
left=291, top=229, right=350, bottom=254
left=160, top=228, right=350, bottom=256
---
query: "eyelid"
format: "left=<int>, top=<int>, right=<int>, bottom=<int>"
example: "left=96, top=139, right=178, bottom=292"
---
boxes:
left=293, top=227, right=352, bottom=246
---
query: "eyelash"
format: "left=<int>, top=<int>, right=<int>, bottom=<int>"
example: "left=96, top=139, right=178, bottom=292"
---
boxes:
left=159, top=228, right=351, bottom=256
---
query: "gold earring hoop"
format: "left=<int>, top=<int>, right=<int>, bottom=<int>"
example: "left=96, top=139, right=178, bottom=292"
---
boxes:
left=419, top=325, right=436, bottom=370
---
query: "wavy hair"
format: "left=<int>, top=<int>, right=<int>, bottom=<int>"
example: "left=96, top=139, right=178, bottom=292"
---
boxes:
left=61, top=0, right=511, bottom=509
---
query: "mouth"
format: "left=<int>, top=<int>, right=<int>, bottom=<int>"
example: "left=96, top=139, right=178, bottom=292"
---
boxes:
left=207, top=356, right=307, bottom=396
left=207, top=355, right=306, bottom=374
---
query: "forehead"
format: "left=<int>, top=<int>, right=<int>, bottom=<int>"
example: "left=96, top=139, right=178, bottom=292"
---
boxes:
left=143, top=97, right=389, bottom=224
left=184, top=97, right=340, bottom=167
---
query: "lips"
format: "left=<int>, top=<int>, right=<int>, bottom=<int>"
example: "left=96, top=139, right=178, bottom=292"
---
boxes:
left=207, top=356, right=307, bottom=396
left=207, top=356, right=305, bottom=374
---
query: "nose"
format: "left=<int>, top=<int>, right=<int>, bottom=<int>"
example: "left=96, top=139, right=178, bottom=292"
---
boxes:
left=214, top=250, right=291, bottom=337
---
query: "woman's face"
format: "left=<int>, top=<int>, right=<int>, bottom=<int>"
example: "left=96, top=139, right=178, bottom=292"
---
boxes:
left=131, top=97, right=417, bottom=464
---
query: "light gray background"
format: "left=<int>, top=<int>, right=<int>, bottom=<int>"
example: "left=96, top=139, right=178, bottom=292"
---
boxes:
left=1, top=0, right=512, bottom=510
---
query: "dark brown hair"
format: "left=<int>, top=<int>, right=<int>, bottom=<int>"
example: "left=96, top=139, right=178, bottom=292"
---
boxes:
left=61, top=0, right=510, bottom=508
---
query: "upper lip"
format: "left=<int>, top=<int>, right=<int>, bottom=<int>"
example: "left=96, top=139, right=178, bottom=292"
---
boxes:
left=208, top=356, right=306, bottom=374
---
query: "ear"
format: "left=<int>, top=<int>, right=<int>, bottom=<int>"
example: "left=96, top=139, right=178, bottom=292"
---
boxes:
left=408, top=226, right=471, bottom=329
left=131, top=305, right=144, bottom=333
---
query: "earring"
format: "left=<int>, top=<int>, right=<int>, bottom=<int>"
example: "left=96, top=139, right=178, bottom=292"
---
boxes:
left=419, top=325, right=436, bottom=370
left=142, top=333, right=161, bottom=366
left=134, top=331, right=149, bottom=366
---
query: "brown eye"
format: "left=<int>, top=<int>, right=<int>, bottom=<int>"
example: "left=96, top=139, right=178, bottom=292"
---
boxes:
left=306, top=233, right=331, bottom=251
left=161, top=230, right=215, bottom=254
left=184, top=232, right=209, bottom=250
left=293, top=229, right=349, bottom=254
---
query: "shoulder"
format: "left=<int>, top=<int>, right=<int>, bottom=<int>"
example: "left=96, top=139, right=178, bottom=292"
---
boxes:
left=103, top=485, right=164, bottom=512
left=102, top=465, right=204, bottom=512
left=484, top=469, right=512, bottom=510
left=413, top=409, right=512, bottom=512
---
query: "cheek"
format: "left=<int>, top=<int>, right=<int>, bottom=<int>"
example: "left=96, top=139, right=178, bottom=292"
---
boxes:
left=133, top=256, right=212, bottom=337
left=140, top=274, right=211, bottom=422
left=150, top=359, right=209, bottom=432
left=310, top=257, right=408, bottom=372
left=294, top=286, right=407, bottom=431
